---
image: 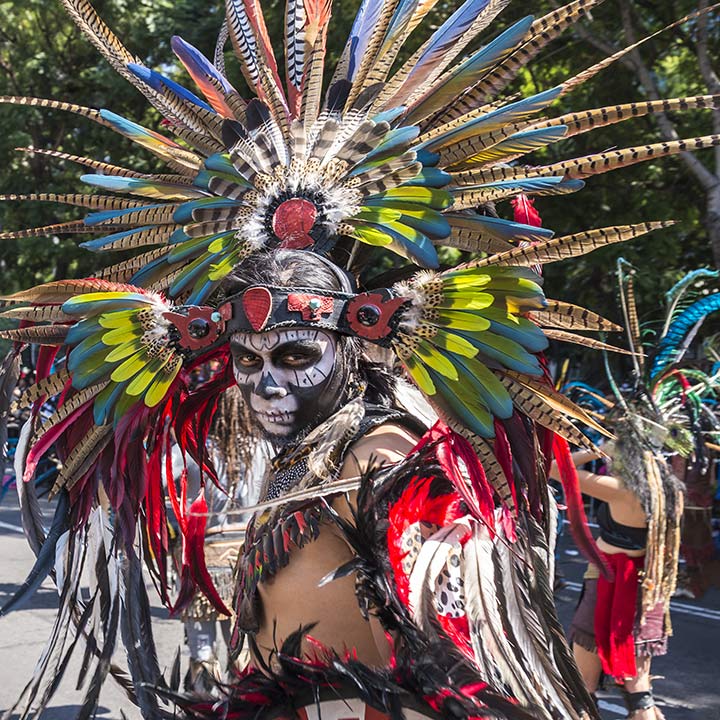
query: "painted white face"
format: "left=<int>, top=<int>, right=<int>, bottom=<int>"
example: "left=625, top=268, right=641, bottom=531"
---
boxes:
left=230, top=328, right=338, bottom=438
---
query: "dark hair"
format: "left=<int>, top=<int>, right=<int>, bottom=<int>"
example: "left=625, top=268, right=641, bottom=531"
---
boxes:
left=222, top=250, right=397, bottom=406
left=223, top=249, right=352, bottom=295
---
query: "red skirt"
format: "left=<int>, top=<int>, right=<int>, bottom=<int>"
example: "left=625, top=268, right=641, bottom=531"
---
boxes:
left=569, top=555, right=668, bottom=680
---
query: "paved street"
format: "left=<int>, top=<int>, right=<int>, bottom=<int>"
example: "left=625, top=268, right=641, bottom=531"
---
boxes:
left=1, top=494, right=718, bottom=718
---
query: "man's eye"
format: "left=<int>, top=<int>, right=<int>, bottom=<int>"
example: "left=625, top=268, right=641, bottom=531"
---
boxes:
left=235, top=353, right=260, bottom=368
left=281, top=352, right=317, bottom=367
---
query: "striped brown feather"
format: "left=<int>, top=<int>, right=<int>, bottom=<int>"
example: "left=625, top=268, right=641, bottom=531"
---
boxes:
left=0, top=193, right=142, bottom=210
left=13, top=147, right=194, bottom=184
left=435, top=0, right=602, bottom=123
left=543, top=328, right=634, bottom=355
left=31, top=382, right=109, bottom=445
left=0, top=325, right=70, bottom=346
left=469, top=222, right=673, bottom=268
left=53, top=424, right=114, bottom=495
left=16, top=370, right=72, bottom=407
left=532, top=300, right=622, bottom=332
left=501, top=371, right=613, bottom=439
left=0, top=221, right=91, bottom=240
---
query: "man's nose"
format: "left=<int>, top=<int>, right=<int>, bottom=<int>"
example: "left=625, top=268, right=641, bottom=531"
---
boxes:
left=256, top=372, right=288, bottom=399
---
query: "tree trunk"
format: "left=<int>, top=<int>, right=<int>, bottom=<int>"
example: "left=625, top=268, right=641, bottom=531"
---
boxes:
left=708, top=182, right=720, bottom=269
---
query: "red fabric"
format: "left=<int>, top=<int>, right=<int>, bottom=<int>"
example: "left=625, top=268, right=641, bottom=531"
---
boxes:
left=594, top=551, right=645, bottom=680
left=552, top=434, right=611, bottom=578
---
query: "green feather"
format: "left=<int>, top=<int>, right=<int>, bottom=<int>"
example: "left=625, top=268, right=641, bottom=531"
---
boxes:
left=101, top=324, right=144, bottom=346
left=404, top=354, right=436, bottom=394
left=415, top=340, right=459, bottom=380
left=145, top=358, right=182, bottom=406
left=110, top=347, right=148, bottom=382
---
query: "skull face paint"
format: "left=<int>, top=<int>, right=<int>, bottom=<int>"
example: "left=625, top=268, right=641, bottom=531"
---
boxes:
left=230, top=328, right=341, bottom=439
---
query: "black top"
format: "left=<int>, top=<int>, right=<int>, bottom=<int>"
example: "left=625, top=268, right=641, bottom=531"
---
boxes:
left=596, top=500, right=647, bottom=551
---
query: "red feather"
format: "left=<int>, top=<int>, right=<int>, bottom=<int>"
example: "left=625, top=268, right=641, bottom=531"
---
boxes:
left=511, top=193, right=542, bottom=227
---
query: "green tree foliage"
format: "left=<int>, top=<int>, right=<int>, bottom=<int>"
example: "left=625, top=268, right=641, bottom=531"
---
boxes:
left=0, top=0, right=717, bottom=356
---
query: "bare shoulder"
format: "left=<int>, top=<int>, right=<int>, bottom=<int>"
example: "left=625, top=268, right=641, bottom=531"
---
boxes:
left=339, top=422, right=420, bottom=480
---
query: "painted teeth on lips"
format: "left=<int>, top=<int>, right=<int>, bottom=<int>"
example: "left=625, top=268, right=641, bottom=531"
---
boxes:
left=259, top=411, right=295, bottom=423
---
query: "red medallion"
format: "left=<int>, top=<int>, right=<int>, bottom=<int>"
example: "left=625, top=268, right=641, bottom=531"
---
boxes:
left=272, top=197, right=317, bottom=249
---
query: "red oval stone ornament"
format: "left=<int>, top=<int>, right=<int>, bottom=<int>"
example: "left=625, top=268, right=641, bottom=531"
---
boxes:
left=242, top=286, right=273, bottom=331
left=272, top=198, right=317, bottom=249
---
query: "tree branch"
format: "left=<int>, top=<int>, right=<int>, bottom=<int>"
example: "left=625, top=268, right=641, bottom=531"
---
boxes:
left=696, top=0, right=720, bottom=176
left=620, top=1, right=718, bottom=192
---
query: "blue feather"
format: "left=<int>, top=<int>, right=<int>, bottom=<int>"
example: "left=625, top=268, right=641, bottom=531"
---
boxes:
left=63, top=295, right=150, bottom=315
left=65, top=318, right=102, bottom=346
left=371, top=107, right=406, bottom=125
left=204, top=153, right=245, bottom=175
left=421, top=86, right=563, bottom=151
left=167, top=234, right=229, bottom=263
left=412, top=0, right=492, bottom=74
left=651, top=293, right=720, bottom=377
left=364, top=126, right=420, bottom=161
left=452, top=329, right=542, bottom=375
left=126, top=62, right=214, bottom=112
left=130, top=255, right=170, bottom=287
left=451, top=176, right=584, bottom=198
left=362, top=221, right=439, bottom=268
left=173, top=197, right=241, bottom=223
left=403, top=167, right=452, bottom=188
left=171, top=36, right=235, bottom=94
left=80, top=226, right=157, bottom=252
left=169, top=252, right=221, bottom=296
left=405, top=15, right=534, bottom=123
left=415, top=148, right=440, bottom=166
left=84, top=203, right=167, bottom=227
left=430, top=369, right=496, bottom=438
left=444, top=213, right=554, bottom=243
left=346, top=0, right=386, bottom=79
left=94, top=381, right=126, bottom=426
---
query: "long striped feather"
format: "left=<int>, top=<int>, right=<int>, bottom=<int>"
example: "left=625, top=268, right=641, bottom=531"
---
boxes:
left=382, top=0, right=507, bottom=110
left=12, top=147, right=193, bottom=184
left=501, top=372, right=612, bottom=439
left=543, top=328, right=634, bottom=355
left=58, top=0, right=188, bottom=126
left=443, top=0, right=603, bottom=120
left=470, top=221, right=673, bottom=268
left=15, top=371, right=72, bottom=408
left=298, top=0, right=333, bottom=127
left=362, top=0, right=442, bottom=91
left=52, top=425, right=114, bottom=495
left=526, top=95, right=720, bottom=141
left=532, top=300, right=622, bottom=332
left=0, top=96, right=105, bottom=124
left=0, top=193, right=142, bottom=211
left=562, top=3, right=720, bottom=96
left=454, top=135, right=720, bottom=185
left=225, top=0, right=289, bottom=130
left=345, top=0, right=403, bottom=109
left=0, top=306, right=73, bottom=324
left=0, top=221, right=91, bottom=240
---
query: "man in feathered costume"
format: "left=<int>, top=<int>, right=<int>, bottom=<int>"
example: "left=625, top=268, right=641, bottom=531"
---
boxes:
left=1, top=1, right=719, bottom=719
